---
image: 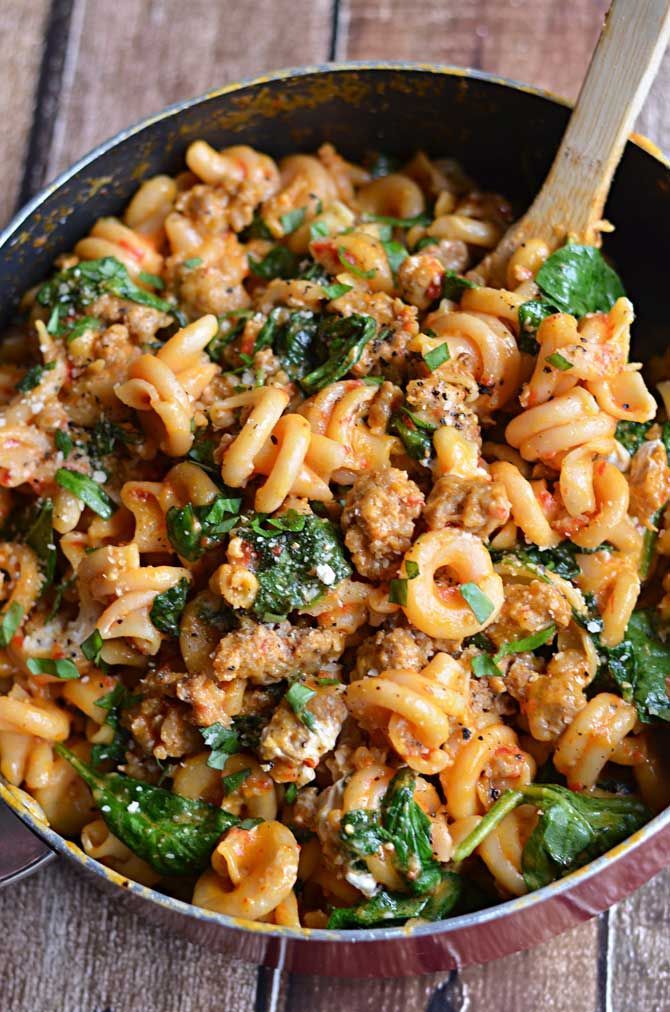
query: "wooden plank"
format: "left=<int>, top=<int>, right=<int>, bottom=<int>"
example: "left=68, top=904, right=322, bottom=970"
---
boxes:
left=338, top=0, right=670, bottom=151
left=0, top=861, right=258, bottom=1012
left=279, top=919, right=600, bottom=1012
left=338, top=0, right=609, bottom=100
left=44, top=0, right=334, bottom=183
left=0, top=0, right=51, bottom=224
left=607, top=868, right=670, bottom=1012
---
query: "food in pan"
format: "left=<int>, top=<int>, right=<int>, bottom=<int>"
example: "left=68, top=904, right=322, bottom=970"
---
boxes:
left=0, top=140, right=667, bottom=929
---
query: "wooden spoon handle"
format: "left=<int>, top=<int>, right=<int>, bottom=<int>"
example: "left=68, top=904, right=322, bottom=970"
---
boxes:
left=479, top=0, right=670, bottom=285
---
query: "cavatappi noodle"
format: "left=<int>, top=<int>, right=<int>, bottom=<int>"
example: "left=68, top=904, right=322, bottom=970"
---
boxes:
left=1, top=141, right=669, bottom=930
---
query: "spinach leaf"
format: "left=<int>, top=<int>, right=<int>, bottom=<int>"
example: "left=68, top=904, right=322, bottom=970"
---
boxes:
left=91, top=683, right=138, bottom=768
left=327, top=873, right=462, bottom=929
left=186, top=429, right=219, bottom=475
left=608, top=610, right=670, bottom=722
left=150, top=578, right=190, bottom=637
left=615, top=420, right=654, bottom=455
left=56, top=744, right=239, bottom=875
left=340, top=810, right=389, bottom=857
left=453, top=783, right=648, bottom=891
left=37, top=256, right=178, bottom=319
left=88, top=418, right=139, bottom=459
left=55, top=469, right=115, bottom=519
left=535, top=243, right=625, bottom=317
left=517, top=300, right=557, bottom=355
left=248, top=246, right=299, bottom=279
left=300, top=314, right=377, bottom=393
left=491, top=542, right=587, bottom=580
left=166, top=493, right=242, bottom=561
left=237, top=512, right=351, bottom=619
left=382, top=768, right=442, bottom=894
left=267, top=309, right=320, bottom=381
left=25, top=500, right=57, bottom=589
left=390, top=406, right=437, bottom=463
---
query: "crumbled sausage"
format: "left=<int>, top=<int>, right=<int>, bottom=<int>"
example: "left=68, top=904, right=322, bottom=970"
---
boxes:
left=341, top=467, right=424, bottom=580
left=260, top=685, right=348, bottom=785
left=213, top=618, right=345, bottom=685
left=423, top=474, right=510, bottom=539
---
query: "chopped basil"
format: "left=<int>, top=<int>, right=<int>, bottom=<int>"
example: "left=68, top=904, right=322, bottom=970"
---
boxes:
left=37, top=256, right=178, bottom=319
left=55, top=469, right=115, bottom=519
left=405, top=560, right=420, bottom=580
left=546, top=351, right=572, bottom=371
left=423, top=342, right=451, bottom=371
left=389, top=578, right=408, bottom=605
left=381, top=239, right=408, bottom=279
left=414, top=236, right=439, bottom=251
left=337, top=246, right=377, bottom=279
left=284, top=783, right=298, bottom=805
left=310, top=220, right=330, bottom=240
left=443, top=270, right=476, bottom=300
left=183, top=257, right=203, bottom=269
left=27, top=657, right=80, bottom=680
left=471, top=654, right=502, bottom=678
left=55, top=429, right=74, bottom=456
left=222, top=768, right=251, bottom=796
left=323, top=282, right=353, bottom=300
left=0, top=602, right=24, bottom=647
left=138, top=271, right=164, bottom=290
left=81, top=628, right=104, bottom=664
left=200, top=723, right=240, bottom=770
left=285, top=682, right=317, bottom=731
left=279, top=207, right=306, bottom=234
left=460, top=582, right=495, bottom=624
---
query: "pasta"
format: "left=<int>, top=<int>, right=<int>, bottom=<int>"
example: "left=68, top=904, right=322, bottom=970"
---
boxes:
left=1, top=139, right=668, bottom=932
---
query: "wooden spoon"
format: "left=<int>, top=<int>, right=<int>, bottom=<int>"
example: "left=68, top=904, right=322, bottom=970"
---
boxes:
left=475, top=0, right=670, bottom=286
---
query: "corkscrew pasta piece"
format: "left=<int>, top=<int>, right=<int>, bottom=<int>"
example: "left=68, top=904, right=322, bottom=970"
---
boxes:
left=400, top=529, right=503, bottom=638
left=441, top=723, right=536, bottom=819
left=81, top=818, right=161, bottom=887
left=75, top=217, right=163, bottom=279
left=347, top=653, right=469, bottom=774
left=300, top=380, right=399, bottom=480
left=419, top=299, right=521, bottom=411
left=115, top=315, right=219, bottom=456
left=193, top=821, right=299, bottom=921
left=553, top=694, right=638, bottom=790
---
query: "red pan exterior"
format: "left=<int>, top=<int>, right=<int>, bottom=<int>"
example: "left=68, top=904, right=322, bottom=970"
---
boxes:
left=1, top=63, right=669, bottom=977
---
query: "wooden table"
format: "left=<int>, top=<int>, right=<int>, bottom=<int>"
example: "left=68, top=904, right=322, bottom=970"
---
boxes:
left=1, top=2, right=669, bottom=1009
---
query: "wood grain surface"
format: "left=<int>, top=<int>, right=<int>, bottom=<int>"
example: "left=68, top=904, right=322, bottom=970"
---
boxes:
left=0, top=2, right=668, bottom=1011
